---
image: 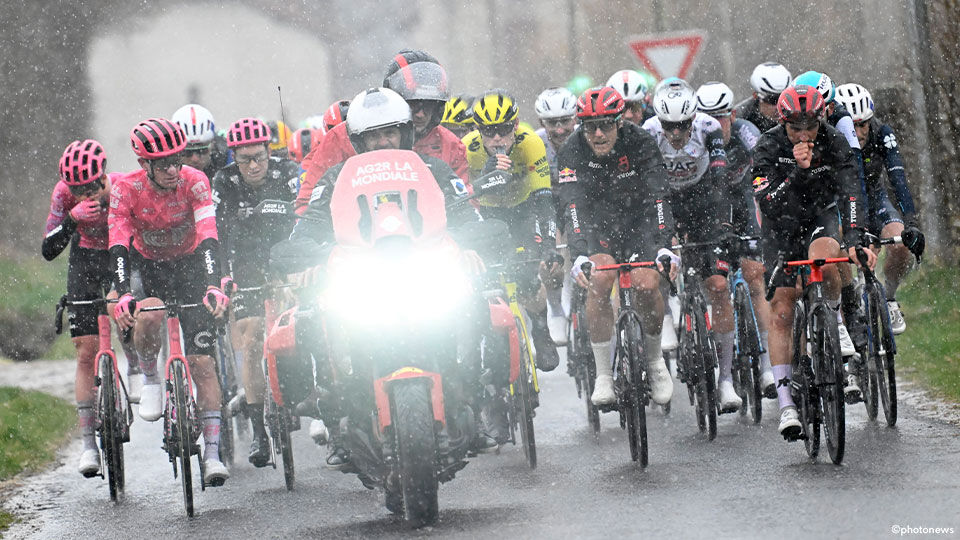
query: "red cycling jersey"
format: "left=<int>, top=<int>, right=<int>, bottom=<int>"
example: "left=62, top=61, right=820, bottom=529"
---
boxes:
left=294, top=123, right=470, bottom=215
left=108, top=166, right=218, bottom=261
left=44, top=173, right=121, bottom=251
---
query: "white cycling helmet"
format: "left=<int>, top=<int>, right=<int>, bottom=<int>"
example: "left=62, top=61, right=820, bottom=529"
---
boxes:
left=346, top=87, right=414, bottom=151
left=652, top=78, right=697, bottom=122
left=171, top=104, right=216, bottom=146
left=835, top=83, right=875, bottom=122
left=605, top=70, right=648, bottom=103
left=749, top=62, right=792, bottom=97
left=696, top=82, right=735, bottom=115
left=534, top=87, right=577, bottom=119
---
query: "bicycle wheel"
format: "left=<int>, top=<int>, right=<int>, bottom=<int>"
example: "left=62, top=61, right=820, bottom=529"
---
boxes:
left=98, top=354, right=124, bottom=502
left=279, top=407, right=295, bottom=490
left=867, top=283, right=897, bottom=426
left=859, top=352, right=878, bottom=421
left=514, top=318, right=537, bottom=469
left=677, top=310, right=699, bottom=410
left=792, top=302, right=820, bottom=458
left=813, top=305, right=845, bottom=465
left=694, top=308, right=718, bottom=441
left=734, top=284, right=763, bottom=424
left=571, top=302, right=600, bottom=434
left=620, top=313, right=648, bottom=467
left=171, top=360, right=195, bottom=517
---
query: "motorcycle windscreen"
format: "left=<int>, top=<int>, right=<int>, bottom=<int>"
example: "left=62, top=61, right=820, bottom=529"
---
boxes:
left=330, top=149, right=447, bottom=248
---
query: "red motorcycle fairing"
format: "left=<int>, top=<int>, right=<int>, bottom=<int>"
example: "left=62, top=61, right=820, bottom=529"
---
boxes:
left=330, top=149, right=448, bottom=248
left=488, top=298, right=520, bottom=383
left=265, top=306, right=298, bottom=406
left=374, top=367, right=446, bottom=433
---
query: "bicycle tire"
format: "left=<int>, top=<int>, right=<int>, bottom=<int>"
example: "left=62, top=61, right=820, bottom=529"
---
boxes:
left=735, top=284, right=763, bottom=424
left=280, top=407, right=295, bottom=490
left=867, top=283, right=897, bottom=426
left=792, top=301, right=820, bottom=458
left=677, top=311, right=699, bottom=411
left=98, top=354, right=124, bottom=502
left=620, top=313, right=648, bottom=467
left=171, top=360, right=195, bottom=517
left=571, top=301, right=600, bottom=434
left=858, top=351, right=878, bottom=421
left=695, top=308, right=718, bottom=441
left=814, top=305, right=845, bottom=465
left=514, top=316, right=537, bottom=469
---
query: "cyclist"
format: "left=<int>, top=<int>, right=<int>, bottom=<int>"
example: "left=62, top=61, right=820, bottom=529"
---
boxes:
left=555, top=86, right=677, bottom=407
left=288, top=127, right=321, bottom=164
left=295, top=50, right=469, bottom=214
left=465, top=89, right=560, bottom=373
left=212, top=117, right=300, bottom=467
left=735, top=62, right=792, bottom=134
left=172, top=103, right=229, bottom=179
left=109, top=118, right=231, bottom=485
left=322, top=99, right=350, bottom=133
left=442, top=94, right=476, bottom=139
left=272, top=87, right=491, bottom=467
left=643, top=78, right=741, bottom=412
left=695, top=81, right=776, bottom=396
left=751, top=85, right=876, bottom=437
left=44, top=140, right=127, bottom=476
left=834, top=83, right=924, bottom=334
left=534, top=87, right=578, bottom=184
left=267, top=120, right=294, bottom=159
left=606, top=69, right=654, bottom=124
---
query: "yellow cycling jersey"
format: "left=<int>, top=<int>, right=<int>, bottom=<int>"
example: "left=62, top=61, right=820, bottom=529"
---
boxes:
left=463, top=123, right=551, bottom=208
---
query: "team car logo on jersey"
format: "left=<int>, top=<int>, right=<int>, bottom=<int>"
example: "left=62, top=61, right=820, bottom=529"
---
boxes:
left=558, top=168, right=577, bottom=183
left=883, top=133, right=898, bottom=149
left=752, top=176, right=770, bottom=193
left=618, top=156, right=630, bottom=172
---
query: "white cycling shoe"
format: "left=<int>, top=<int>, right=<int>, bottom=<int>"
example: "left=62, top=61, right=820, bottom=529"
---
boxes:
left=78, top=448, right=100, bottom=478
left=647, top=356, right=674, bottom=405
left=660, top=315, right=678, bottom=352
left=138, top=383, right=163, bottom=422
left=590, top=375, right=616, bottom=406
left=309, top=419, right=329, bottom=446
left=718, top=380, right=742, bottom=413
left=837, top=322, right=856, bottom=356
left=127, top=374, right=142, bottom=404
left=778, top=406, right=802, bottom=438
left=548, top=315, right=569, bottom=345
left=203, top=458, right=230, bottom=487
left=888, top=300, right=906, bottom=335
left=760, top=369, right=777, bottom=399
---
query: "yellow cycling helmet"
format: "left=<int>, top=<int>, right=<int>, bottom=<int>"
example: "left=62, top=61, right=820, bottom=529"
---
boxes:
left=442, top=95, right=475, bottom=125
left=473, top=89, right=519, bottom=126
left=268, top=120, right=293, bottom=152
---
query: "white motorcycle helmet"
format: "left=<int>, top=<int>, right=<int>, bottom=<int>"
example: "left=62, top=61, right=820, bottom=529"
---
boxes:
left=171, top=104, right=216, bottom=146
left=534, top=87, right=578, bottom=119
left=346, top=87, right=414, bottom=152
left=696, top=82, right=735, bottom=116
left=652, top=78, right=697, bottom=122
left=749, top=62, right=792, bottom=97
left=605, top=70, right=648, bottom=103
left=835, top=83, right=875, bottom=122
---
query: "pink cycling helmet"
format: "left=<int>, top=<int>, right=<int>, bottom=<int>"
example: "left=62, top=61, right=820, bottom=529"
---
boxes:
left=227, top=118, right=272, bottom=148
left=130, top=118, right=187, bottom=159
left=59, top=139, right=107, bottom=186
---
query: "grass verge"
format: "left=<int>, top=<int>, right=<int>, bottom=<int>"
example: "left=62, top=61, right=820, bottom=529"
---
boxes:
left=0, top=387, right=75, bottom=481
left=893, top=266, right=960, bottom=402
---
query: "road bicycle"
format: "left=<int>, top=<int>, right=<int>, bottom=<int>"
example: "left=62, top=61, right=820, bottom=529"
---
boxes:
left=726, top=236, right=766, bottom=424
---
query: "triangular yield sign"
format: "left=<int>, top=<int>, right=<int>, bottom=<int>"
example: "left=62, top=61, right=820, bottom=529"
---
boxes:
left=628, top=32, right=705, bottom=80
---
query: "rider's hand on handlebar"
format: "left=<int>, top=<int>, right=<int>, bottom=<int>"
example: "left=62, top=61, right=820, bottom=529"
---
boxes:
left=113, top=293, right=138, bottom=331
left=220, top=276, right=237, bottom=295
left=538, top=249, right=564, bottom=290
left=203, top=286, right=230, bottom=318
left=460, top=249, right=486, bottom=276
left=657, top=248, right=680, bottom=281
left=901, top=226, right=925, bottom=259
left=571, top=255, right=592, bottom=289
left=848, top=245, right=878, bottom=270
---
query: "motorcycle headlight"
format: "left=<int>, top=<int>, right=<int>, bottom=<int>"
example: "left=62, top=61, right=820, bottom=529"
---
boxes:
left=325, top=248, right=470, bottom=323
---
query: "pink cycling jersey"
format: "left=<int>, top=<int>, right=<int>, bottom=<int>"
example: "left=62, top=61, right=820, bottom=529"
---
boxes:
left=108, top=166, right=218, bottom=261
left=44, top=173, right=121, bottom=251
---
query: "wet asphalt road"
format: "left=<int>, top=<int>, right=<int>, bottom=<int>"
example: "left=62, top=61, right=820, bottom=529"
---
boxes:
left=5, top=361, right=960, bottom=539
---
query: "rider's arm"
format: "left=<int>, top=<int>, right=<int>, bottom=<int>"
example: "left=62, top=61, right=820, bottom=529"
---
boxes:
left=271, top=166, right=338, bottom=276
left=634, top=129, right=676, bottom=249
left=295, top=124, right=355, bottom=215
left=751, top=133, right=803, bottom=221
left=522, top=138, right=557, bottom=252
left=188, top=173, right=224, bottom=288
left=554, top=146, right=590, bottom=259
left=41, top=182, right=77, bottom=261
left=211, top=170, right=233, bottom=275
left=705, top=128, right=733, bottom=188
left=878, top=124, right=919, bottom=226
left=828, top=129, right=866, bottom=246
left=107, top=181, right=135, bottom=295
left=834, top=114, right=869, bottom=209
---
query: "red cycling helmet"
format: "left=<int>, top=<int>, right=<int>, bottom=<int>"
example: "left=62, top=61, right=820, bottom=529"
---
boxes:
left=576, top=86, right=626, bottom=119
left=323, top=100, right=350, bottom=132
left=288, top=127, right=320, bottom=163
left=59, top=139, right=107, bottom=186
left=130, top=118, right=187, bottom=159
left=777, top=84, right=826, bottom=123
left=227, top=118, right=272, bottom=148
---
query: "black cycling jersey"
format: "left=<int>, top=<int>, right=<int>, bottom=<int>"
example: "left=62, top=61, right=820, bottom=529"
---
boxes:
left=734, top=97, right=779, bottom=134
left=554, top=121, right=674, bottom=260
left=861, top=119, right=918, bottom=227
left=751, top=121, right=864, bottom=247
left=723, top=119, right=762, bottom=238
left=212, top=155, right=300, bottom=279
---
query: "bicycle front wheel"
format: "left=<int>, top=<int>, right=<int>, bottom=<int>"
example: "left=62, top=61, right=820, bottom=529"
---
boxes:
left=734, top=284, right=763, bottom=424
left=171, top=360, right=195, bottom=517
left=514, top=317, right=537, bottom=469
left=813, top=305, right=845, bottom=465
left=620, top=313, right=648, bottom=467
left=867, top=283, right=897, bottom=426
left=98, top=354, right=124, bottom=502
left=279, top=407, right=295, bottom=490
left=695, top=309, right=718, bottom=441
left=571, top=302, right=600, bottom=434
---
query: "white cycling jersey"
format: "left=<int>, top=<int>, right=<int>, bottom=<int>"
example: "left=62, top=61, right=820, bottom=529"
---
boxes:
left=642, top=112, right=724, bottom=190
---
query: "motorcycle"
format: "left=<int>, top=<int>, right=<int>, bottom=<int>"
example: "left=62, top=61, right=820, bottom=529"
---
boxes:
left=320, top=149, right=478, bottom=526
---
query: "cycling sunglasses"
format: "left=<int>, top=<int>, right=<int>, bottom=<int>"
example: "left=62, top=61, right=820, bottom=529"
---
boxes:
left=182, top=146, right=211, bottom=158
left=68, top=177, right=105, bottom=198
left=760, top=93, right=780, bottom=105
left=661, top=119, right=693, bottom=132
left=785, top=119, right=820, bottom=131
left=543, top=117, right=575, bottom=128
left=150, top=155, right=183, bottom=172
left=854, top=120, right=871, bottom=129
left=478, top=123, right=515, bottom=138
left=581, top=118, right=619, bottom=133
